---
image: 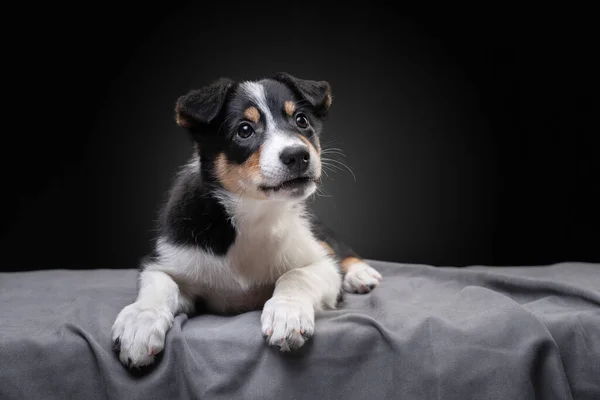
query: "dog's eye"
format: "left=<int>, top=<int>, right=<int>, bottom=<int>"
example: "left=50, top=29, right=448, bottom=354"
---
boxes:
left=237, top=123, right=254, bottom=139
left=295, top=113, right=309, bottom=129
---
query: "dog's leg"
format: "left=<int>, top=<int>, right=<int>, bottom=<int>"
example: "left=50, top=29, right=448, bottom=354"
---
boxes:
left=261, top=258, right=341, bottom=351
left=111, top=268, right=193, bottom=368
left=310, top=215, right=382, bottom=293
left=340, top=257, right=382, bottom=294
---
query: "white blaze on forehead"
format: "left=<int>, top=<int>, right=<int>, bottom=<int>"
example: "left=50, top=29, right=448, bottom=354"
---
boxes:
left=239, top=81, right=310, bottom=182
left=240, top=81, right=275, bottom=129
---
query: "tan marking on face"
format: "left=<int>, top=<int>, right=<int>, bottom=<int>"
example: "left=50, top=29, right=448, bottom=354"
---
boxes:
left=243, top=146, right=263, bottom=181
left=297, top=134, right=319, bottom=154
left=284, top=101, right=296, bottom=116
left=341, top=256, right=363, bottom=273
left=214, top=153, right=239, bottom=193
left=297, top=134, right=322, bottom=179
left=175, top=112, right=192, bottom=128
left=214, top=149, right=266, bottom=199
left=244, top=106, right=260, bottom=123
left=324, top=93, right=332, bottom=110
left=319, top=241, right=336, bottom=257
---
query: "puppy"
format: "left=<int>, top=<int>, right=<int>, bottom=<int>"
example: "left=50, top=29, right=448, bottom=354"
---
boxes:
left=111, top=73, right=382, bottom=368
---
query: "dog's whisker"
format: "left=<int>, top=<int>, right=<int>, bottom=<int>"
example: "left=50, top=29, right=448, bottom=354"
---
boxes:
left=321, top=151, right=346, bottom=157
left=321, top=159, right=345, bottom=168
left=322, top=165, right=343, bottom=174
left=321, top=158, right=357, bottom=181
left=323, top=166, right=343, bottom=174
left=322, top=163, right=344, bottom=173
left=320, top=137, right=342, bottom=147
left=315, top=191, right=332, bottom=198
left=315, top=184, right=333, bottom=198
left=321, top=152, right=347, bottom=159
left=321, top=146, right=346, bottom=153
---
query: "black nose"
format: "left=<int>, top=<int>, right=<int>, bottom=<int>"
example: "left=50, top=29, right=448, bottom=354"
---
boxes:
left=280, top=146, right=310, bottom=174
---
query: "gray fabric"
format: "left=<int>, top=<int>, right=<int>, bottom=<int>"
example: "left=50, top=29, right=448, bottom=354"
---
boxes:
left=1, top=261, right=599, bottom=400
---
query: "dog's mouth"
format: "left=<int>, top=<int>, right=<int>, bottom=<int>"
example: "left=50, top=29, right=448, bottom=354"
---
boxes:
left=259, top=176, right=314, bottom=192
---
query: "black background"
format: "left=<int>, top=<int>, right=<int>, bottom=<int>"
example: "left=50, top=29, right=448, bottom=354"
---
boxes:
left=2, top=4, right=598, bottom=272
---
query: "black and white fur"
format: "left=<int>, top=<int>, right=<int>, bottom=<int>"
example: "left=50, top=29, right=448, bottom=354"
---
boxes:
left=111, top=73, right=382, bottom=368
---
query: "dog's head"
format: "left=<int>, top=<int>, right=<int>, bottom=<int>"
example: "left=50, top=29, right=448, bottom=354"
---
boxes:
left=175, top=73, right=332, bottom=201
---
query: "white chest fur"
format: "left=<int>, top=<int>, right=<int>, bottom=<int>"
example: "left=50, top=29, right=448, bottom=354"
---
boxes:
left=148, top=196, right=329, bottom=313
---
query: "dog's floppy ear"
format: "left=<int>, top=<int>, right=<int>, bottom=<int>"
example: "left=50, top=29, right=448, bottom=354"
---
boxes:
left=272, top=72, right=332, bottom=117
left=175, top=78, right=235, bottom=128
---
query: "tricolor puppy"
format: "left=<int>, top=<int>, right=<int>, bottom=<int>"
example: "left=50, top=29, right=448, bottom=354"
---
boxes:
left=111, top=73, right=382, bottom=368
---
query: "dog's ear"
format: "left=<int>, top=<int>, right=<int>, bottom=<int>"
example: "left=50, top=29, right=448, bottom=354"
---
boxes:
left=175, top=78, right=235, bottom=128
left=272, top=72, right=332, bottom=117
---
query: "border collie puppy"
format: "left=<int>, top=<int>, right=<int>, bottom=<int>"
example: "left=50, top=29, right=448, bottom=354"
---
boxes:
left=111, top=73, right=382, bottom=368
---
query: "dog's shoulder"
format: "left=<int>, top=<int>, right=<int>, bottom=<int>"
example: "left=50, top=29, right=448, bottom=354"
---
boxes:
left=157, top=155, right=237, bottom=256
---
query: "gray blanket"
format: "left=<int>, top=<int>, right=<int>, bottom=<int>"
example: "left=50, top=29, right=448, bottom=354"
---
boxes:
left=1, top=261, right=599, bottom=400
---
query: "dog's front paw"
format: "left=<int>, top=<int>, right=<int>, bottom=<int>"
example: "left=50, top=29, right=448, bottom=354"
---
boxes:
left=261, top=296, right=315, bottom=351
left=111, top=302, right=173, bottom=368
left=343, top=261, right=382, bottom=294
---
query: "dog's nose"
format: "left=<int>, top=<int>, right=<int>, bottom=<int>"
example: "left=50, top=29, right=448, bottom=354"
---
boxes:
left=280, top=146, right=310, bottom=174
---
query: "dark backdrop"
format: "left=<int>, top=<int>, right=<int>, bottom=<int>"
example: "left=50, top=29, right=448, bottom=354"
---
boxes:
left=2, top=4, right=598, bottom=272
